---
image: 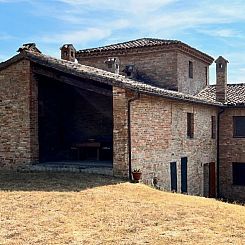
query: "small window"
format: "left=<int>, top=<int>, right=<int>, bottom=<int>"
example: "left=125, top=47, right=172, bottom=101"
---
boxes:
left=205, top=67, right=208, bottom=85
left=71, top=51, right=74, bottom=57
left=187, top=113, right=194, bottom=138
left=233, top=116, right=245, bottom=138
left=233, top=162, right=245, bottom=185
left=211, top=116, right=216, bottom=139
left=189, top=61, right=193, bottom=79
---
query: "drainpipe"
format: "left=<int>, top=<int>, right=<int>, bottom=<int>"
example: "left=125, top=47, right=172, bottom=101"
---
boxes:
left=128, top=92, right=140, bottom=181
left=217, top=107, right=225, bottom=198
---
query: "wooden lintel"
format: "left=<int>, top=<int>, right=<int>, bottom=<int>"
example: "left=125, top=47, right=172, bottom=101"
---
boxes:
left=32, top=65, right=112, bottom=97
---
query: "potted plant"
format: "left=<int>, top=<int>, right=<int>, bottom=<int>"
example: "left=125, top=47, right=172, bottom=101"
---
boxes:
left=132, top=169, right=142, bottom=182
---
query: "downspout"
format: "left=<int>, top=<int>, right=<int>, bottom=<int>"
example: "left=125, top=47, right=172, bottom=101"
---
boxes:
left=128, top=92, right=140, bottom=181
left=217, top=107, right=225, bottom=198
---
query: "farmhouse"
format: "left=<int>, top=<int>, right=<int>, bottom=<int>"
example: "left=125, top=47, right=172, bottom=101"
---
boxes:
left=0, top=38, right=245, bottom=200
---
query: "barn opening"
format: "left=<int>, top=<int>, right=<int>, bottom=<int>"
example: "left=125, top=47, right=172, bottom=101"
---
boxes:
left=35, top=69, right=113, bottom=168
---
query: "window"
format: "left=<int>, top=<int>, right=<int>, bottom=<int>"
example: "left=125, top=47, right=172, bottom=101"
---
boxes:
left=189, top=61, right=193, bottom=78
left=205, top=67, right=208, bottom=85
left=233, top=116, right=245, bottom=138
left=233, top=162, right=245, bottom=185
left=187, top=113, right=194, bottom=138
left=211, top=116, right=216, bottom=139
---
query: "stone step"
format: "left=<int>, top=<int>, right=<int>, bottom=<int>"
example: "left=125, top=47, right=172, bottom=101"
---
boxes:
left=17, top=164, right=113, bottom=176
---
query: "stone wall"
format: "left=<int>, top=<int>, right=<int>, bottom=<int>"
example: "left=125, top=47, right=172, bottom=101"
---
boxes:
left=0, top=60, right=38, bottom=168
left=177, top=53, right=208, bottom=95
left=219, top=108, right=245, bottom=201
left=130, top=95, right=217, bottom=196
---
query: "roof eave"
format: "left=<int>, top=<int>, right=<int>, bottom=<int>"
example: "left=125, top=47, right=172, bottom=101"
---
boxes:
left=0, top=53, right=26, bottom=71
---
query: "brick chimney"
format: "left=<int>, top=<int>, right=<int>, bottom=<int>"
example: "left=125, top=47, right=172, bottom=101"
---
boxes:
left=215, top=56, right=229, bottom=103
left=17, top=43, right=41, bottom=53
left=104, top=57, right=120, bottom=74
left=60, top=44, right=76, bottom=62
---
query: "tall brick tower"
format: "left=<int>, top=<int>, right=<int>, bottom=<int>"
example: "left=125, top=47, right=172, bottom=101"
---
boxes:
left=60, top=44, right=76, bottom=62
left=215, top=56, right=228, bottom=103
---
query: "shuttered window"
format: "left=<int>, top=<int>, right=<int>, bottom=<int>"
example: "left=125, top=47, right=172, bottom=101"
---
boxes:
left=233, top=116, right=245, bottom=138
left=187, top=113, right=194, bottom=138
left=211, top=116, right=216, bottom=139
left=233, top=163, right=245, bottom=186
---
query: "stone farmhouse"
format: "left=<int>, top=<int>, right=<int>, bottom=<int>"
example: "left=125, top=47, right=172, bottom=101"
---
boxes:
left=0, top=38, right=245, bottom=201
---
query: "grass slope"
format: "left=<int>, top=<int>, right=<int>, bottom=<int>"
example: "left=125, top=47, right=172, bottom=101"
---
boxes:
left=0, top=171, right=245, bottom=245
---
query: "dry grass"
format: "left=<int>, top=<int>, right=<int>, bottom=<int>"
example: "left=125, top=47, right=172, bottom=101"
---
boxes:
left=0, top=171, right=245, bottom=245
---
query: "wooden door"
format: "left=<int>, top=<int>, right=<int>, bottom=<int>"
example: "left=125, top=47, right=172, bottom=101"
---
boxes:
left=170, top=162, right=177, bottom=192
left=181, top=157, right=188, bottom=193
left=209, top=162, right=216, bottom=198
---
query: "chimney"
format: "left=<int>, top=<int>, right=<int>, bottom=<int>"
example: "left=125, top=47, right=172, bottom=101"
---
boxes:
left=60, top=44, right=76, bottom=62
left=215, top=56, right=229, bottom=103
left=17, top=43, right=41, bottom=53
left=104, top=57, right=120, bottom=74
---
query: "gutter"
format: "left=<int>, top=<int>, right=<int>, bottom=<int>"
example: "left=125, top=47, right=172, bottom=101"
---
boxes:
left=127, top=92, right=140, bottom=181
left=217, top=107, right=225, bottom=198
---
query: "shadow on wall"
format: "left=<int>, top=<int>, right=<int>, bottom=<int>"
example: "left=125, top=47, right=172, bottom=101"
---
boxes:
left=0, top=171, right=125, bottom=192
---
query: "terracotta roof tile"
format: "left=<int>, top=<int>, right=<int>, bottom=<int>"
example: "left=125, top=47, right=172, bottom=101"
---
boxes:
left=197, top=84, right=245, bottom=106
left=77, top=38, right=214, bottom=63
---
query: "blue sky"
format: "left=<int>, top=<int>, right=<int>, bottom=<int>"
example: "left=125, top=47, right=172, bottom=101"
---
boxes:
left=1, top=0, right=245, bottom=84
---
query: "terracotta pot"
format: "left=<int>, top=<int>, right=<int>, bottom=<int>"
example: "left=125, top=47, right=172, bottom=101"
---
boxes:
left=132, top=172, right=142, bottom=181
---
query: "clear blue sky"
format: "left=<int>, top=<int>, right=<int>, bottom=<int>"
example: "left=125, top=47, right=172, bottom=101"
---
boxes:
left=1, top=0, right=245, bottom=84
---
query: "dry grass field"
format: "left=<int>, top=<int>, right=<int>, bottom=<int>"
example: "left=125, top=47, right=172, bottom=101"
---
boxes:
left=0, top=171, right=245, bottom=245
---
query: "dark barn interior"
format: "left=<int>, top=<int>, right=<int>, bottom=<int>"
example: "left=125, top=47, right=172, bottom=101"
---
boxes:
left=36, top=72, right=113, bottom=167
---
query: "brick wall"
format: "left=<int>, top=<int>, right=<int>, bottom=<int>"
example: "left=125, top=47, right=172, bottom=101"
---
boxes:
left=112, top=87, right=130, bottom=177
left=0, top=60, right=38, bottom=168
left=177, top=53, right=208, bottom=95
left=77, top=50, right=210, bottom=95
left=130, top=95, right=217, bottom=196
left=77, top=50, right=178, bottom=90
left=219, top=108, right=245, bottom=201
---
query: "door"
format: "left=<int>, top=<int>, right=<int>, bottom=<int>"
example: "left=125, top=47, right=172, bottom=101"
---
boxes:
left=209, top=162, right=216, bottom=198
left=181, top=157, right=188, bottom=193
left=170, top=162, right=177, bottom=192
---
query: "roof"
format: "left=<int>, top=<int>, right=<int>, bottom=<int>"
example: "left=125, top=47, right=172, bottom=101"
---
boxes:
left=197, top=84, right=245, bottom=106
left=0, top=48, right=221, bottom=107
left=77, top=38, right=214, bottom=64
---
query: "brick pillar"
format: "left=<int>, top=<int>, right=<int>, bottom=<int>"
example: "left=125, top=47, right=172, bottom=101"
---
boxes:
left=215, top=56, right=228, bottom=103
left=29, top=71, right=39, bottom=164
left=0, top=60, right=37, bottom=168
left=113, top=87, right=129, bottom=177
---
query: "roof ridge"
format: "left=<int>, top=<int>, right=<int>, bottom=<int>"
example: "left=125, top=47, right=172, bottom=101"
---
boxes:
left=76, top=37, right=214, bottom=64
left=208, top=83, right=245, bottom=86
left=76, top=37, right=180, bottom=53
